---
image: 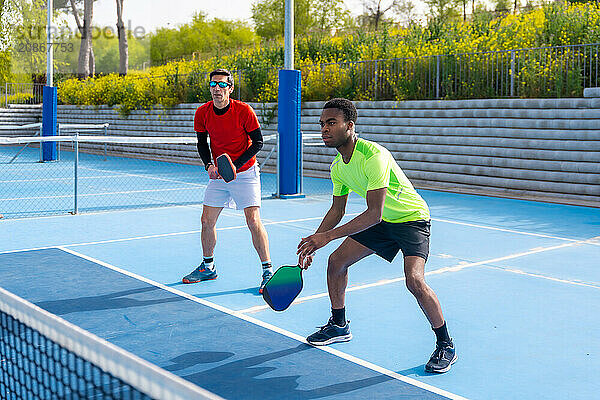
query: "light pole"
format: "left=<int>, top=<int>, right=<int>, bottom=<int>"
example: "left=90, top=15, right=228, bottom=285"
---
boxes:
left=46, top=0, right=53, bottom=87
left=42, top=0, right=57, bottom=162
left=284, top=0, right=293, bottom=70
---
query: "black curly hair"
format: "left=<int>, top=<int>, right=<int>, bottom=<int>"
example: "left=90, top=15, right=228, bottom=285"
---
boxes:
left=323, top=98, right=357, bottom=124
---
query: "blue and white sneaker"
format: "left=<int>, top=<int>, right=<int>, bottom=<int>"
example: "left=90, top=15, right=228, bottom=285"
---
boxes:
left=258, top=269, right=273, bottom=294
left=425, top=340, right=457, bottom=373
left=306, top=318, right=352, bottom=345
left=182, top=262, right=217, bottom=284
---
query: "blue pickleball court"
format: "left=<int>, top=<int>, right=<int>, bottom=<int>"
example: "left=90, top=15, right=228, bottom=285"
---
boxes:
left=1, top=144, right=599, bottom=399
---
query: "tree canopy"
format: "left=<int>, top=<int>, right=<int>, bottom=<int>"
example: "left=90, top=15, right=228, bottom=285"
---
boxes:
left=149, top=13, right=257, bottom=65
left=251, top=0, right=350, bottom=39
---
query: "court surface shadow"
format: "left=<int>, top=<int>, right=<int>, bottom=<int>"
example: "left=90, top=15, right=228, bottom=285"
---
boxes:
left=166, top=282, right=262, bottom=297
left=35, top=286, right=184, bottom=315
left=164, top=344, right=399, bottom=399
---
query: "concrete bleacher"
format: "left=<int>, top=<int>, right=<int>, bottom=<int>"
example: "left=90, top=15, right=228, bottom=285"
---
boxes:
left=300, top=99, right=600, bottom=207
left=3, top=99, right=598, bottom=207
left=0, top=105, right=42, bottom=136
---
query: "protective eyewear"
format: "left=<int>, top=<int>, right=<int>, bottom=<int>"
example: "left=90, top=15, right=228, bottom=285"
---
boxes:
left=209, top=81, right=232, bottom=88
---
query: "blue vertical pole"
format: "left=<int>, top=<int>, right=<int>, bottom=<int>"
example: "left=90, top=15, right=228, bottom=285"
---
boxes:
left=277, top=69, right=304, bottom=198
left=42, top=86, right=57, bottom=161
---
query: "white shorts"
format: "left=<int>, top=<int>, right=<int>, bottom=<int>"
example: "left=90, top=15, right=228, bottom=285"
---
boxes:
left=203, top=164, right=261, bottom=210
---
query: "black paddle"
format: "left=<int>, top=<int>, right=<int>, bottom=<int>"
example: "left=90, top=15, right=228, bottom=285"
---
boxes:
left=216, top=154, right=236, bottom=183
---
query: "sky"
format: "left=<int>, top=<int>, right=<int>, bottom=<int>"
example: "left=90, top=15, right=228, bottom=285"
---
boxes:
left=84, top=0, right=421, bottom=35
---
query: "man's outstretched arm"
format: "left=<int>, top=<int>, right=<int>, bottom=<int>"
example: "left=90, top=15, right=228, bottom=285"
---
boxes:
left=297, top=188, right=386, bottom=263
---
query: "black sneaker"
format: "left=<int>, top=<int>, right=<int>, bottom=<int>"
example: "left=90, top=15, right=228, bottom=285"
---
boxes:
left=425, top=340, right=457, bottom=373
left=306, top=318, right=352, bottom=346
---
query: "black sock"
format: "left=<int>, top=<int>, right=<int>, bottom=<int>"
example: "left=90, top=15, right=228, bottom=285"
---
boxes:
left=433, top=322, right=451, bottom=344
left=331, top=307, right=346, bottom=326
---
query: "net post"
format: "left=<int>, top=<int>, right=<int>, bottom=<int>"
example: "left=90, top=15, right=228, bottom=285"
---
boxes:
left=277, top=69, right=304, bottom=199
left=42, top=86, right=58, bottom=161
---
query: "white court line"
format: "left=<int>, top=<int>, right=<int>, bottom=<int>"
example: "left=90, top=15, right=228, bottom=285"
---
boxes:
left=3, top=209, right=596, bottom=255
left=81, top=165, right=207, bottom=188
left=0, top=216, right=328, bottom=255
left=485, top=265, right=600, bottom=290
left=0, top=186, right=203, bottom=201
left=0, top=167, right=206, bottom=187
left=0, top=175, right=123, bottom=184
left=57, top=246, right=468, bottom=400
left=0, top=204, right=205, bottom=222
left=431, top=217, right=581, bottom=242
left=238, top=236, right=600, bottom=314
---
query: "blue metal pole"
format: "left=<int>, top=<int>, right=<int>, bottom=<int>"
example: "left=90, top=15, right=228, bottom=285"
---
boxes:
left=277, top=69, right=304, bottom=198
left=42, top=86, right=57, bottom=161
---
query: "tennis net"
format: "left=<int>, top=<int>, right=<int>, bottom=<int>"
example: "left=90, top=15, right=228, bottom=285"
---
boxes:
left=0, top=132, right=334, bottom=219
left=0, top=135, right=209, bottom=218
left=0, top=285, right=223, bottom=399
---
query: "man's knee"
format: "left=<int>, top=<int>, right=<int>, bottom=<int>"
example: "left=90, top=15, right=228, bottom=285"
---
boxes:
left=405, top=274, right=427, bottom=298
left=201, top=215, right=215, bottom=228
left=327, top=252, right=349, bottom=275
left=201, top=206, right=222, bottom=228
left=244, top=208, right=263, bottom=231
left=201, top=212, right=218, bottom=228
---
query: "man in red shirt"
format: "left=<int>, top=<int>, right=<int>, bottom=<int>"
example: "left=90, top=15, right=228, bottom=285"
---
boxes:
left=182, top=69, right=273, bottom=293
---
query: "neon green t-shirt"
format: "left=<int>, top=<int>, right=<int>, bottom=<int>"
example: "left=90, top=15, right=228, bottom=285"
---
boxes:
left=330, top=138, right=430, bottom=223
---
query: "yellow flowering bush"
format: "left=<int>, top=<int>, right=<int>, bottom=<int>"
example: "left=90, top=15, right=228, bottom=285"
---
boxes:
left=57, top=3, right=600, bottom=110
left=5, top=92, right=34, bottom=104
left=301, top=63, right=354, bottom=101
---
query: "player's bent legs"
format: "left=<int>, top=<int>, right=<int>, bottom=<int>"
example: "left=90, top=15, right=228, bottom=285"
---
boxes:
left=305, top=238, right=373, bottom=346
left=405, top=257, right=456, bottom=373
left=403, top=256, right=445, bottom=329
left=327, top=238, right=375, bottom=309
left=201, top=205, right=223, bottom=257
left=243, top=206, right=270, bottom=262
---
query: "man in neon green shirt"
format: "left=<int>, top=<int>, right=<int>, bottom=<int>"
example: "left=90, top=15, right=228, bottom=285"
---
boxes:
left=297, top=98, right=457, bottom=373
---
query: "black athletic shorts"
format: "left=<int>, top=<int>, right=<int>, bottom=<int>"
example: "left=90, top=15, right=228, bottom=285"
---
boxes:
left=349, top=219, right=431, bottom=262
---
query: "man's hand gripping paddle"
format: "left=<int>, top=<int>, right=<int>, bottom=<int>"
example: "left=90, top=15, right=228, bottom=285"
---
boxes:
left=262, top=265, right=304, bottom=311
left=263, top=232, right=316, bottom=311
left=216, top=154, right=236, bottom=183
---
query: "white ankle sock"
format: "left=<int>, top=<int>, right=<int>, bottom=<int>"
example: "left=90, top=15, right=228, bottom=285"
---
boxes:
left=203, top=256, right=214, bottom=270
left=262, top=261, right=273, bottom=274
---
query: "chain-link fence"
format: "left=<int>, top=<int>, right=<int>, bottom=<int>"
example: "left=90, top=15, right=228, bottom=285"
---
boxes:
left=0, top=135, right=206, bottom=218
left=0, top=132, right=324, bottom=219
